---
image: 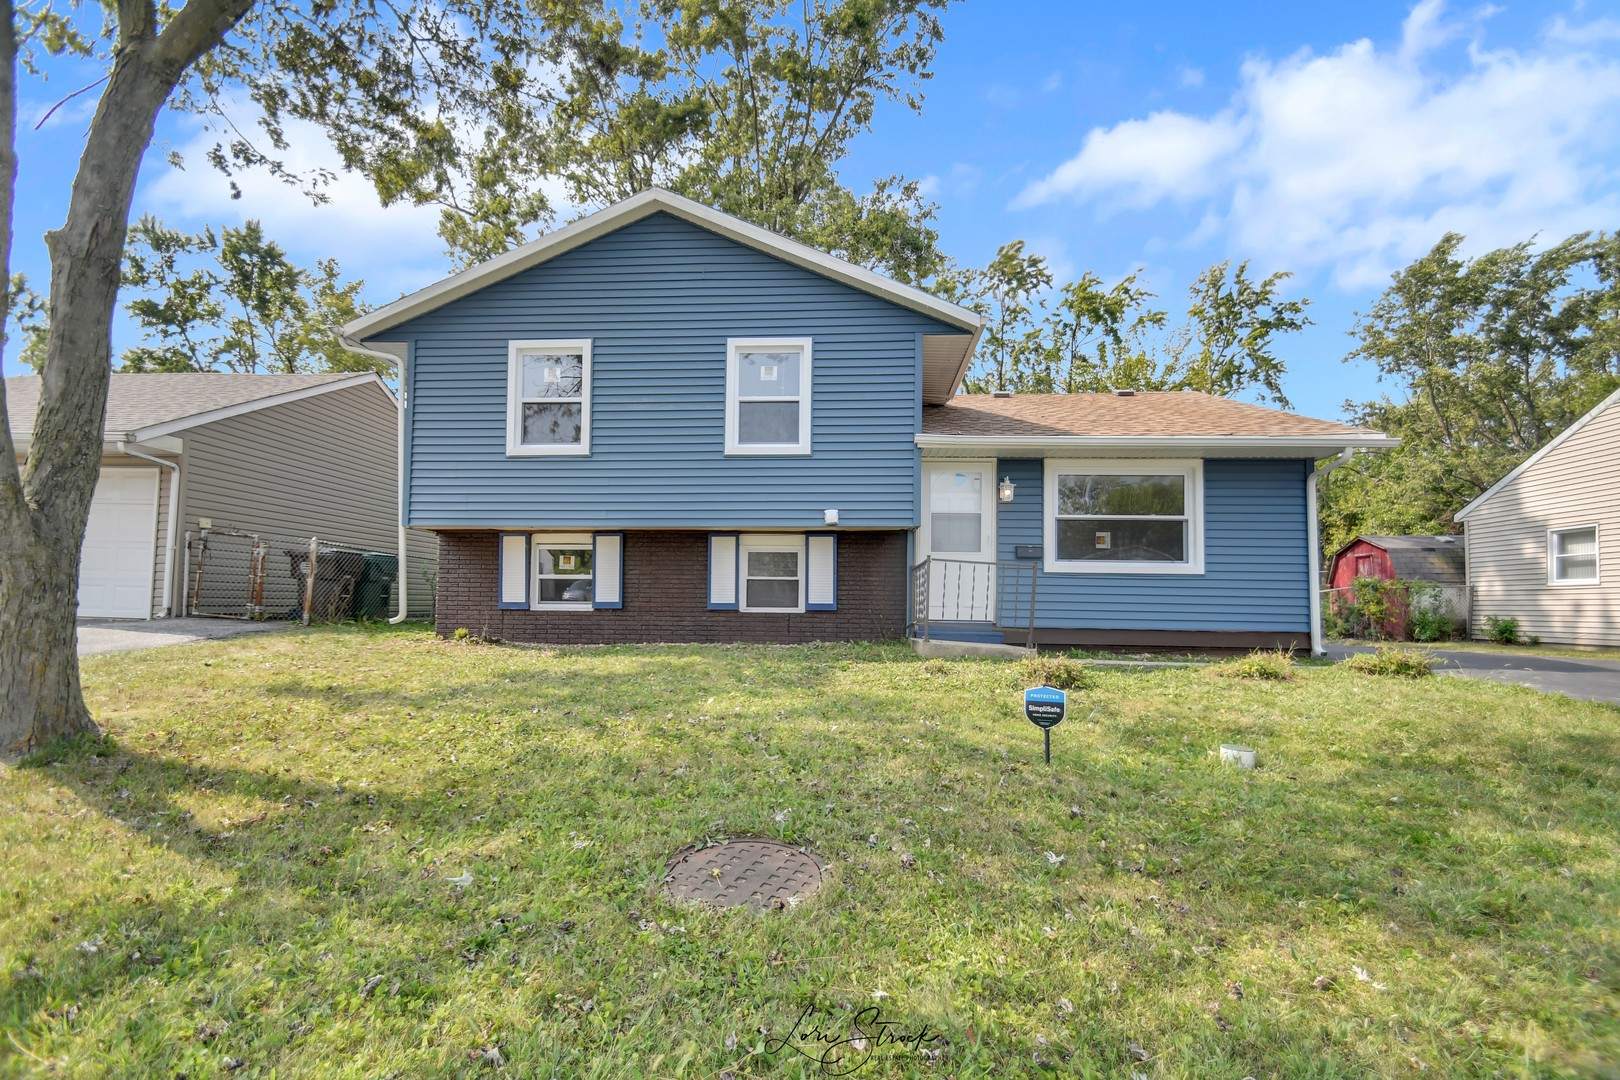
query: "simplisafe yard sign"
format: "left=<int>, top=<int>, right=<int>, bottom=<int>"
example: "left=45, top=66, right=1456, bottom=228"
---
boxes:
left=1024, top=685, right=1067, bottom=764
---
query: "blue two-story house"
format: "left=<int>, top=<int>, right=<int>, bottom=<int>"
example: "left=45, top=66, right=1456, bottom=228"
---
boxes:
left=341, top=189, right=1393, bottom=653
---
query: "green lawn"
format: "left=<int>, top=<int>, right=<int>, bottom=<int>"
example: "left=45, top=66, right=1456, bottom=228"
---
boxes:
left=2, top=626, right=1617, bottom=1077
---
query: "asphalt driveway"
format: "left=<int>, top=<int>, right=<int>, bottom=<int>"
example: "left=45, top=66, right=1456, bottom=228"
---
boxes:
left=77, top=617, right=290, bottom=657
left=1328, top=644, right=1620, bottom=705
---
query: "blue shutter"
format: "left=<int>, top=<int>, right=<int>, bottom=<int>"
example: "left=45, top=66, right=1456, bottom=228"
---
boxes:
left=497, top=533, right=529, bottom=609
left=806, top=533, right=837, bottom=611
left=708, top=533, right=739, bottom=610
left=593, top=532, right=624, bottom=609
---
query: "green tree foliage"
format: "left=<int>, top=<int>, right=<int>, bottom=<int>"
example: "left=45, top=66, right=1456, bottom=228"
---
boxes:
left=462, top=0, right=953, bottom=278
left=120, top=216, right=375, bottom=374
left=1320, top=231, right=1620, bottom=553
left=5, top=272, right=47, bottom=370
left=954, top=243, right=1310, bottom=405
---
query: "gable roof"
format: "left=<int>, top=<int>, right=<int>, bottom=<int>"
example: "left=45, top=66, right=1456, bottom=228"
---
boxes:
left=1335, top=534, right=1465, bottom=585
left=6, top=372, right=387, bottom=444
left=339, top=188, right=986, bottom=402
left=917, top=392, right=1396, bottom=454
left=1454, top=385, right=1620, bottom=522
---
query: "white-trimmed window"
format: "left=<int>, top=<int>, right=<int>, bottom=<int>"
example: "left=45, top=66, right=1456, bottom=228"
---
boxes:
left=1044, top=460, right=1204, bottom=574
left=726, top=338, right=811, bottom=455
left=508, top=339, right=591, bottom=455
left=533, top=532, right=594, bottom=609
left=739, top=534, right=804, bottom=612
left=1549, top=525, right=1599, bottom=585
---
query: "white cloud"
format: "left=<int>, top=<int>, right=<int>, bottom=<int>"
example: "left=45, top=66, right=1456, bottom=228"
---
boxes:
left=1011, top=110, right=1246, bottom=210
left=140, top=113, right=455, bottom=299
left=1177, top=65, right=1205, bottom=88
left=1013, top=2, right=1620, bottom=289
left=1041, top=71, right=1064, bottom=93
left=917, top=162, right=984, bottom=201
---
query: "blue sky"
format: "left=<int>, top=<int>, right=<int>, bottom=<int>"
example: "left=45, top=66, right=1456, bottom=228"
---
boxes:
left=10, top=0, right=1620, bottom=420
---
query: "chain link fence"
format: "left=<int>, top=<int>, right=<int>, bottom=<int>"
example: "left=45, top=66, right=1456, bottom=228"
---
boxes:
left=1322, top=581, right=1470, bottom=642
left=182, top=527, right=400, bottom=623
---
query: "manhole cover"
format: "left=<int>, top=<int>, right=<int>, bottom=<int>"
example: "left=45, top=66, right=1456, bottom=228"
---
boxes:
left=663, top=838, right=826, bottom=911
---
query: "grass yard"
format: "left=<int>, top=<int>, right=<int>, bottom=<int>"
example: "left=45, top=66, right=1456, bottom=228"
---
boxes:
left=2, top=626, right=1618, bottom=1078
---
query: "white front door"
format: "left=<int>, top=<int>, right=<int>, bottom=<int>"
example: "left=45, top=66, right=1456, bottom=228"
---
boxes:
left=921, top=461, right=997, bottom=622
left=78, top=468, right=159, bottom=619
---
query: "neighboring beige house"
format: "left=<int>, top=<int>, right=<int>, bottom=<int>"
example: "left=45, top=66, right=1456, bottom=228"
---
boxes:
left=6, top=372, right=435, bottom=620
left=1455, top=387, right=1620, bottom=646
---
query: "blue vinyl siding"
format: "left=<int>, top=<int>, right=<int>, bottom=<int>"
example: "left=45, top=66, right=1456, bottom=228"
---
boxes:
left=997, top=457, right=1313, bottom=632
left=391, top=213, right=963, bottom=529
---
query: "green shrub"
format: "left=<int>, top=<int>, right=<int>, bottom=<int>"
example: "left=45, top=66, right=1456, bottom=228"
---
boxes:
left=1409, top=605, right=1460, bottom=643
left=1344, top=647, right=1435, bottom=678
left=1023, top=655, right=1090, bottom=690
left=1207, top=649, right=1296, bottom=680
left=1487, top=616, right=1521, bottom=645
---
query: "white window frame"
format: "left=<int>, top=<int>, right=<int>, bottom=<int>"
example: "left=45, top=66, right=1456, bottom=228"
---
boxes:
left=531, top=531, right=595, bottom=611
left=738, top=533, right=806, bottom=613
left=1548, top=524, right=1600, bottom=586
left=725, top=337, right=812, bottom=456
left=507, top=339, right=592, bottom=457
left=1043, top=459, right=1205, bottom=575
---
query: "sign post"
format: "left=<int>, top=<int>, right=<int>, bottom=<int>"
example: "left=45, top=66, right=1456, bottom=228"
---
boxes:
left=1023, top=685, right=1067, bottom=764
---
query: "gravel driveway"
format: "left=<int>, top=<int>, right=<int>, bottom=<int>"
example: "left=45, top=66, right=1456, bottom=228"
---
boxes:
left=77, top=617, right=290, bottom=657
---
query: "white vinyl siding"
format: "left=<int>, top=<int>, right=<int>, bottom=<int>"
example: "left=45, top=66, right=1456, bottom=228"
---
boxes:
left=1465, top=398, right=1620, bottom=645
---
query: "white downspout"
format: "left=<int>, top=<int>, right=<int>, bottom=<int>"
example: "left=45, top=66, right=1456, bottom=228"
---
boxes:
left=1306, top=448, right=1355, bottom=657
left=117, top=440, right=180, bottom=618
left=338, top=333, right=412, bottom=624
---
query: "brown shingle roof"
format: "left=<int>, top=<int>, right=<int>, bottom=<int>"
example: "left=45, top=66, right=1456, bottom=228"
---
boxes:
left=920, top=391, right=1383, bottom=439
left=6, top=372, right=366, bottom=441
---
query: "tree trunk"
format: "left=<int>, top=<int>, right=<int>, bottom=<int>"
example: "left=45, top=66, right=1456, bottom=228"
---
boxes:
left=0, top=0, right=255, bottom=757
left=0, top=524, right=93, bottom=748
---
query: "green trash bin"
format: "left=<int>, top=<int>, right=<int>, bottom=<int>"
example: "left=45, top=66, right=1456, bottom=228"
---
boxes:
left=352, top=551, right=400, bottom=620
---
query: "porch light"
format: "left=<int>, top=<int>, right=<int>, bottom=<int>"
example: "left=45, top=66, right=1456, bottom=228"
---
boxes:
left=997, top=477, right=1016, bottom=504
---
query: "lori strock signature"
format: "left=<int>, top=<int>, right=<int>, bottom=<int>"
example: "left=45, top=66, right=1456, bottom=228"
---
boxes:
left=764, top=1003, right=943, bottom=1074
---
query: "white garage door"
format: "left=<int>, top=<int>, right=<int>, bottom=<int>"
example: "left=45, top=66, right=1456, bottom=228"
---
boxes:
left=78, top=468, right=159, bottom=619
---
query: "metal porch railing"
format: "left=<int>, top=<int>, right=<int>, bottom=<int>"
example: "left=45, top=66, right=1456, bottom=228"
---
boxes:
left=911, top=556, right=1038, bottom=649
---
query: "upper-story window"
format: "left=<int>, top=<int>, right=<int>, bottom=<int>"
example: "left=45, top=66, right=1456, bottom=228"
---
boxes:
left=508, top=339, right=591, bottom=456
left=726, top=338, right=811, bottom=455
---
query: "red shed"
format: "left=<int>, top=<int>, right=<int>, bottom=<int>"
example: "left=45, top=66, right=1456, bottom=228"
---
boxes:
left=1327, top=535, right=1465, bottom=590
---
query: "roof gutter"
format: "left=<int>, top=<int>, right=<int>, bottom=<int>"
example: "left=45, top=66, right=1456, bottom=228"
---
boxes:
left=339, top=334, right=413, bottom=625
left=115, top=440, right=180, bottom=618
left=1306, top=448, right=1356, bottom=658
left=915, top=433, right=1401, bottom=453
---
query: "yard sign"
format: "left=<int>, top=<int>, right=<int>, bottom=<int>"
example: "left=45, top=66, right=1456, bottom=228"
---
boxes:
left=1024, top=685, right=1067, bottom=764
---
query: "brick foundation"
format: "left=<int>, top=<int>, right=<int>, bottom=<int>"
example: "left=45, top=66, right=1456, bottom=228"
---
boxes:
left=434, top=529, right=909, bottom=644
